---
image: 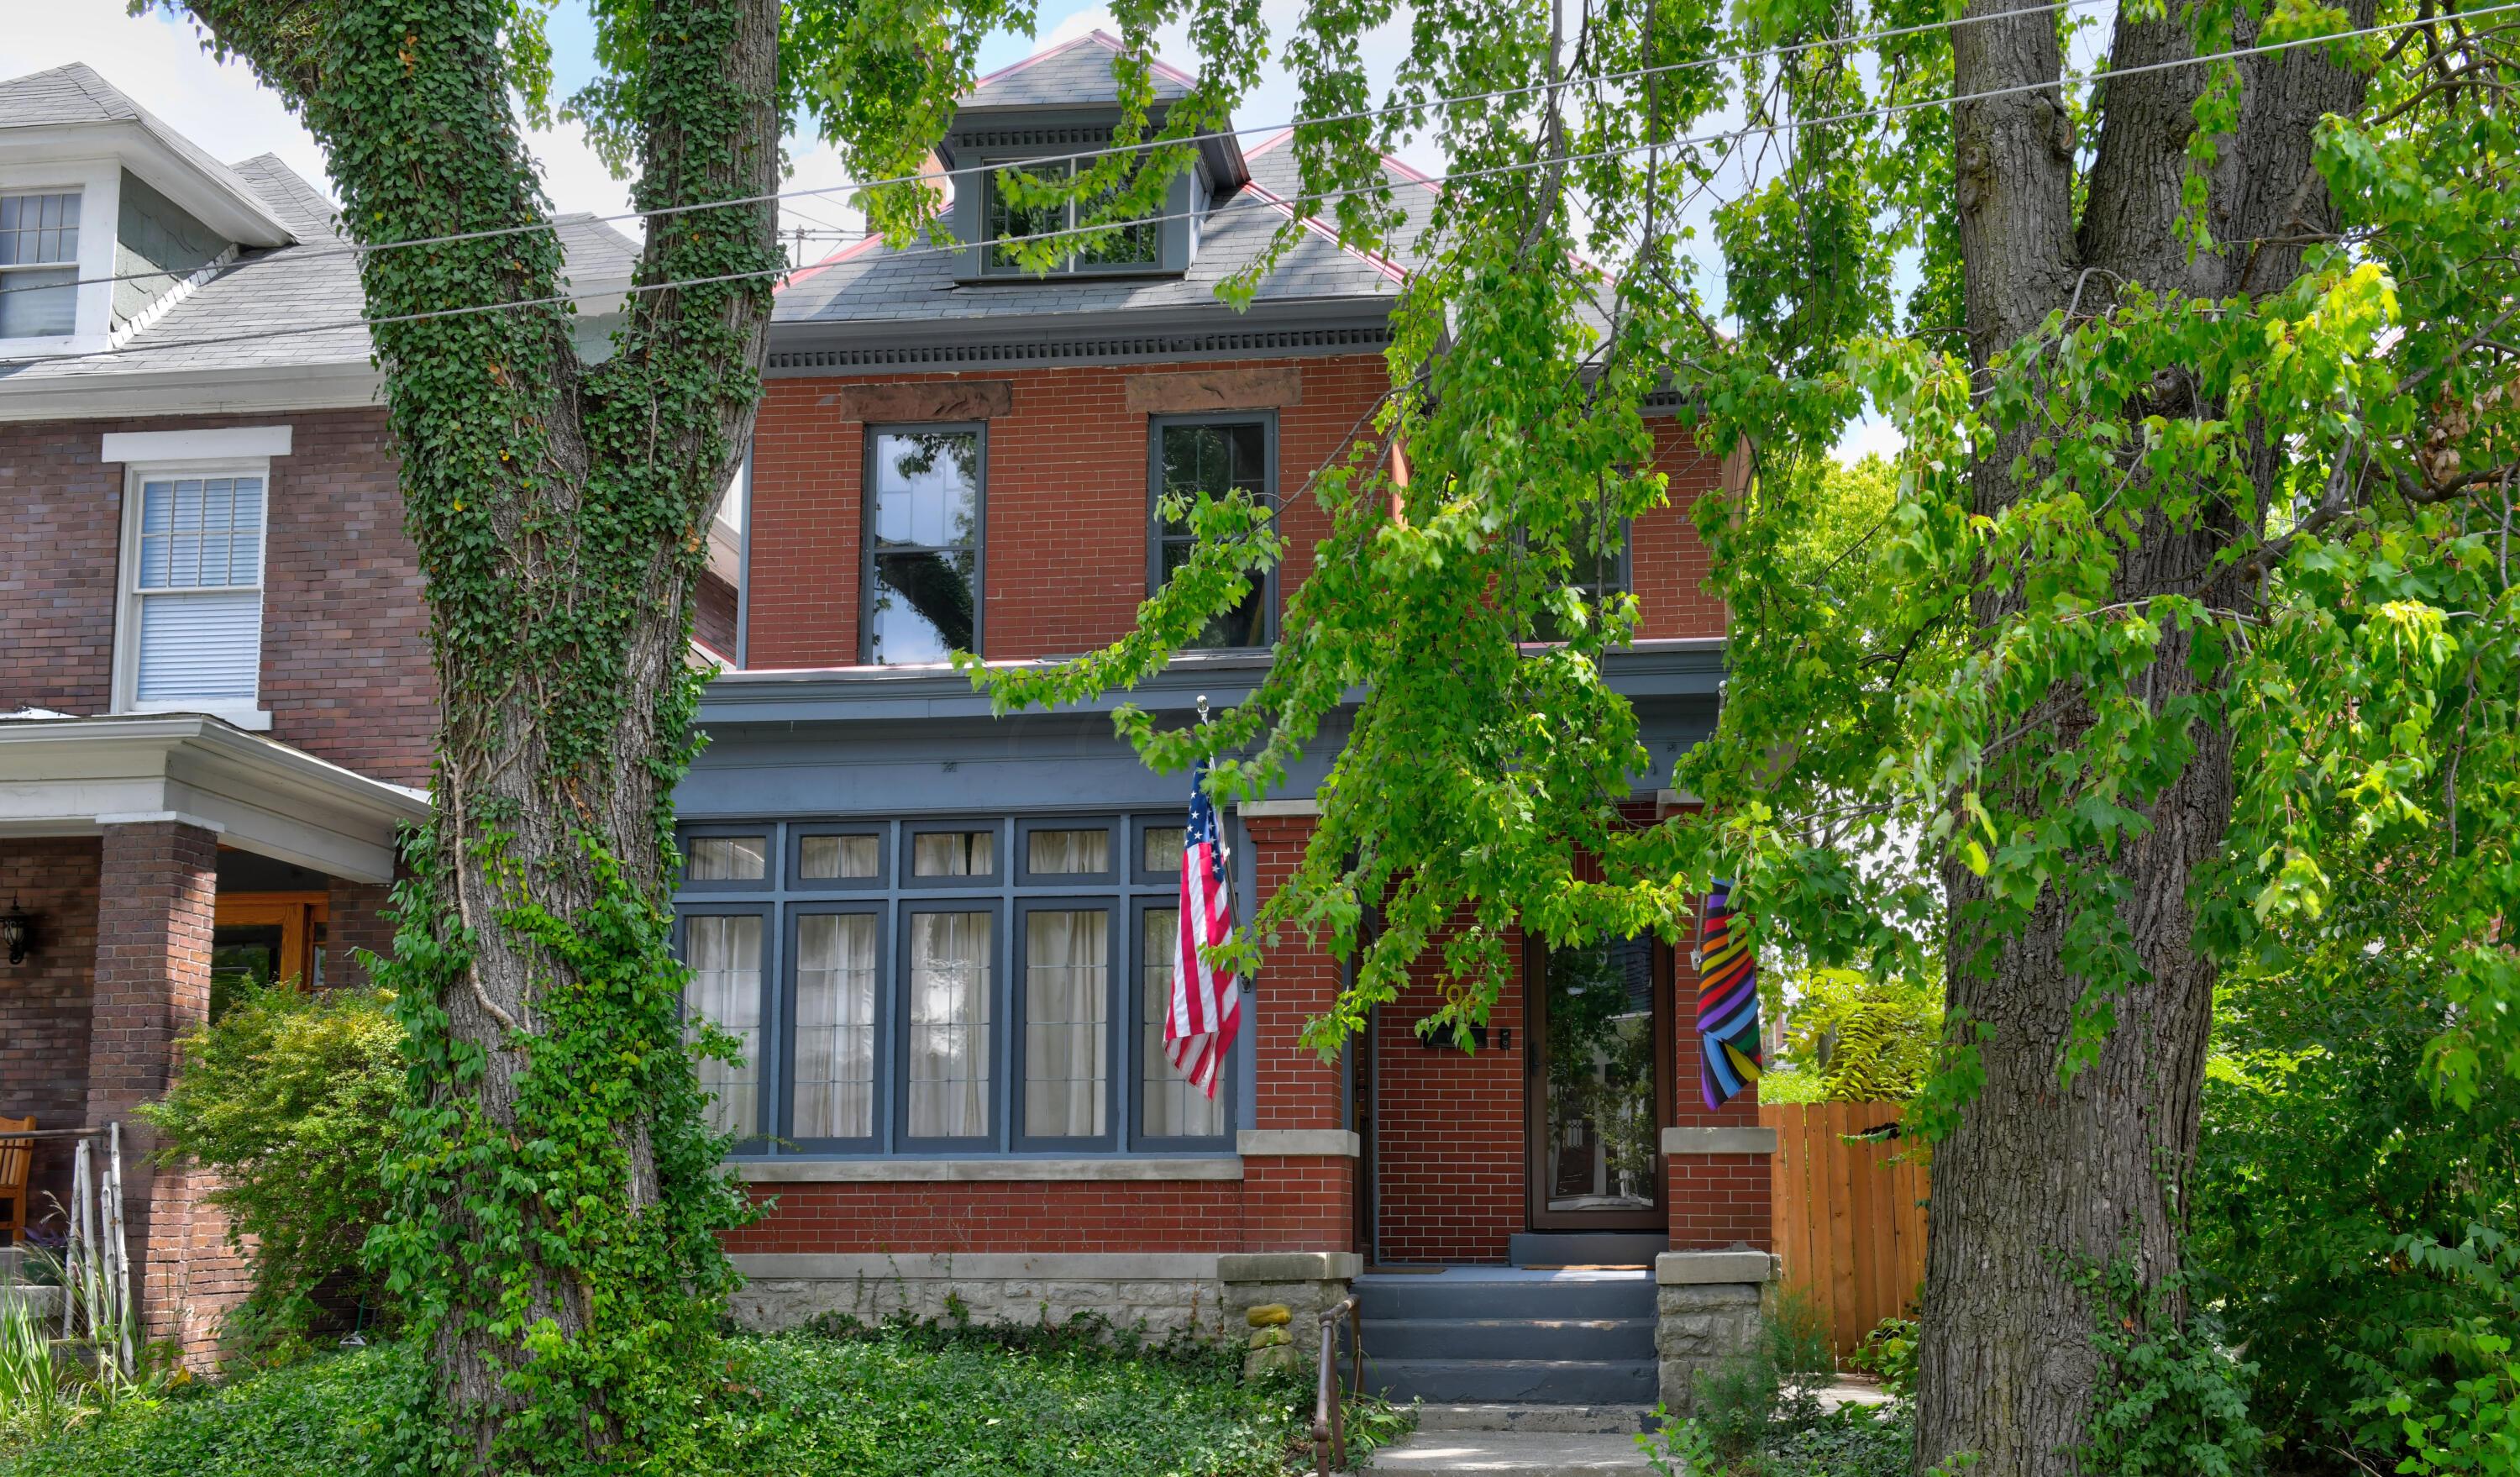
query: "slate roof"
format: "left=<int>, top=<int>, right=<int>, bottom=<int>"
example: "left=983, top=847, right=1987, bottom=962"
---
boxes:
left=0, top=62, right=290, bottom=244
left=772, top=129, right=1440, bottom=340
left=957, top=32, right=1195, bottom=113
left=0, top=152, right=640, bottom=386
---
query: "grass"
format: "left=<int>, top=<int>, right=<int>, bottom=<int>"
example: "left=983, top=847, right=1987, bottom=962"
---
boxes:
left=0, top=1317, right=1394, bottom=1477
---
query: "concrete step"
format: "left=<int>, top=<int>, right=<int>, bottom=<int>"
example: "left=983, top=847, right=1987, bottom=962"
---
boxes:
left=1507, top=1233, right=1668, bottom=1269
left=1369, top=1358, right=1660, bottom=1406
left=1365, top=1431, right=1660, bottom=1475
left=1413, top=1405, right=1659, bottom=1435
left=1357, top=1270, right=1656, bottom=1322
left=1370, top=1317, right=1657, bottom=1362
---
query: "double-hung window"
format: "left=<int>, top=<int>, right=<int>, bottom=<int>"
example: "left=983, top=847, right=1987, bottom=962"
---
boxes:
left=1149, top=415, right=1276, bottom=649
left=673, top=814, right=1235, bottom=1156
left=863, top=426, right=984, bottom=665
left=120, top=469, right=270, bottom=713
left=0, top=192, right=81, bottom=339
left=984, top=159, right=1160, bottom=276
left=1521, top=507, right=1632, bottom=644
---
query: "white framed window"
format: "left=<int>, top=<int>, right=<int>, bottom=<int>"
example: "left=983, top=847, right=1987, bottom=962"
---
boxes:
left=0, top=191, right=82, bottom=340
left=106, top=427, right=292, bottom=728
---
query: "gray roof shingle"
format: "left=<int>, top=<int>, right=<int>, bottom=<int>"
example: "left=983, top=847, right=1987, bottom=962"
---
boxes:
left=772, top=130, right=1439, bottom=337
left=958, top=32, right=1194, bottom=113
left=0, top=62, right=291, bottom=245
left=0, top=152, right=643, bottom=386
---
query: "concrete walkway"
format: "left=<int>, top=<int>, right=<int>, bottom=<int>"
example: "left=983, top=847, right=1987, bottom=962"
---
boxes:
left=1359, top=1384, right=1895, bottom=1475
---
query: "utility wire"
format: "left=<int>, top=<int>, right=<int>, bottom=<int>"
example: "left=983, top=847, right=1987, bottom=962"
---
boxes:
left=5, top=0, right=2507, bottom=363
left=2, top=0, right=2135, bottom=300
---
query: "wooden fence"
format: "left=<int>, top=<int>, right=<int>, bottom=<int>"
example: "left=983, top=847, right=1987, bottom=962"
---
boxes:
left=1759, top=1101, right=1929, bottom=1359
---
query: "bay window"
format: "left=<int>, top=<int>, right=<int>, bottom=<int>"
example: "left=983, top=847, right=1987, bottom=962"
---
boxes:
left=674, top=814, right=1236, bottom=1155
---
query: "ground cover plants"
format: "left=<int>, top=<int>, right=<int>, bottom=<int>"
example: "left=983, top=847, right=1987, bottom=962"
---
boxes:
left=0, top=1316, right=1371, bottom=1477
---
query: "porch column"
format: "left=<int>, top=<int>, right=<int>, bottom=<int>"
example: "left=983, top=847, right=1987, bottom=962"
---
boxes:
left=87, top=817, right=223, bottom=1359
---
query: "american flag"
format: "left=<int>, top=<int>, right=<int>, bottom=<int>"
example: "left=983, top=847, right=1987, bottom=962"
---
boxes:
left=1165, top=760, right=1242, bottom=1099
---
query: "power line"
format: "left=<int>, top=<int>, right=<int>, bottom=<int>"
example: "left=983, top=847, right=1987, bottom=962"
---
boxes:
left=3, top=0, right=2139, bottom=301
left=5, top=0, right=2504, bottom=365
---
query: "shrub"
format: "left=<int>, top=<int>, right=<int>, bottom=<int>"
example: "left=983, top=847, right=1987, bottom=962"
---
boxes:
left=1845, top=1316, right=1918, bottom=1398
left=136, top=982, right=404, bottom=1348
left=2194, top=944, right=2520, bottom=1472
left=1669, top=1290, right=1837, bottom=1463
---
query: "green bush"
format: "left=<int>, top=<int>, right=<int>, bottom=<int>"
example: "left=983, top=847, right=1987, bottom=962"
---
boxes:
left=136, top=982, right=404, bottom=1348
left=1845, top=1316, right=1917, bottom=1398
left=2194, top=943, right=2520, bottom=1473
left=1664, top=1290, right=1837, bottom=1463
left=0, top=1323, right=1336, bottom=1477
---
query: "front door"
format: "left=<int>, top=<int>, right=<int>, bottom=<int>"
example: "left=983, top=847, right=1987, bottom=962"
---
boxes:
left=1526, top=935, right=1669, bottom=1232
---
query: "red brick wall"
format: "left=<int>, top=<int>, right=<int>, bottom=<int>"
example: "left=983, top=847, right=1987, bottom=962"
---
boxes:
left=0, top=407, right=436, bottom=786
left=744, top=360, right=1729, bottom=667
left=1371, top=933, right=1530, bottom=1264
left=1669, top=940, right=1774, bottom=1251
left=87, top=820, right=246, bottom=1358
left=323, top=875, right=399, bottom=991
left=1635, top=423, right=1732, bottom=642
left=0, top=838, right=101, bottom=1227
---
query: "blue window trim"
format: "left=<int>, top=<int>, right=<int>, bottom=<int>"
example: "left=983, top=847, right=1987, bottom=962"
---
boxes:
left=1011, top=895, right=1123, bottom=1154
left=672, top=902, right=777, bottom=1155
left=1147, top=411, right=1280, bottom=650
left=672, top=810, right=1239, bottom=1160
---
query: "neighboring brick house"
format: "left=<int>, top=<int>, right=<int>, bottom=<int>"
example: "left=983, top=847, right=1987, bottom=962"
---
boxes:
left=1, top=39, right=1773, bottom=1404
left=0, top=61, right=638, bottom=1359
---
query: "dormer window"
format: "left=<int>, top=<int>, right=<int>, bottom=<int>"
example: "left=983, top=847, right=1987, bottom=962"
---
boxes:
left=984, top=160, right=1160, bottom=275
left=0, top=192, right=81, bottom=339
left=940, top=34, right=1249, bottom=287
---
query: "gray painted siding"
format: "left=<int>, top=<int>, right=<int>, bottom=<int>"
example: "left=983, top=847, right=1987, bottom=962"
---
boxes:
left=113, top=170, right=228, bottom=329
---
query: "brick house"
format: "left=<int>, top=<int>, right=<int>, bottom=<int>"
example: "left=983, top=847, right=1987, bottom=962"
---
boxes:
left=0, top=39, right=1774, bottom=1404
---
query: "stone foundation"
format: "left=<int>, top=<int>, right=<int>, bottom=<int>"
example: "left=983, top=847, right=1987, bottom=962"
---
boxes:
left=1654, top=1249, right=1777, bottom=1411
left=1216, top=1251, right=1361, bottom=1374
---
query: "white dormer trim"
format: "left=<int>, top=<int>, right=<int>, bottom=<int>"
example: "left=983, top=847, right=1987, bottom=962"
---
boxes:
left=0, top=121, right=291, bottom=249
left=0, top=157, right=119, bottom=359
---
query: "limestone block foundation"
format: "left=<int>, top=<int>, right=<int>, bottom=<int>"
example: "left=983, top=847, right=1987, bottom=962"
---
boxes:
left=727, top=1250, right=1357, bottom=1349
left=1654, top=1249, right=1777, bottom=1412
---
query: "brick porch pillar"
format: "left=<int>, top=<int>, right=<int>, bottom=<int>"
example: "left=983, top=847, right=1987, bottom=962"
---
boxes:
left=86, top=818, right=221, bottom=1357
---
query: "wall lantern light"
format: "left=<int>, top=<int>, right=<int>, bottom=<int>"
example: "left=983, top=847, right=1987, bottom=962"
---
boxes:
left=1, top=896, right=31, bottom=965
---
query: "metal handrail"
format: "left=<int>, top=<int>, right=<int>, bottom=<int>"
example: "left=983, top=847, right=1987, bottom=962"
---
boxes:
left=1310, top=1294, right=1362, bottom=1474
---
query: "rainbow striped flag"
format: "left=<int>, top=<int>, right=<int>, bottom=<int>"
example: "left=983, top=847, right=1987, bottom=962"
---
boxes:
left=1693, top=881, right=1763, bottom=1110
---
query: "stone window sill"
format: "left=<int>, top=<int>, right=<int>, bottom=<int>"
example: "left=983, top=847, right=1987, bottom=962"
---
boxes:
left=734, top=1157, right=1243, bottom=1184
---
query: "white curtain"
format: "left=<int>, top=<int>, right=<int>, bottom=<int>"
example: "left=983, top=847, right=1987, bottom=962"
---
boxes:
left=1025, top=910, right=1108, bottom=1137
left=908, top=911, right=992, bottom=1136
left=1141, top=907, right=1225, bottom=1138
left=687, top=835, right=767, bottom=881
left=684, top=914, right=763, bottom=1135
left=1027, top=828, right=1110, bottom=875
left=913, top=831, right=992, bottom=877
left=795, top=913, right=878, bottom=1138
left=800, top=834, right=879, bottom=880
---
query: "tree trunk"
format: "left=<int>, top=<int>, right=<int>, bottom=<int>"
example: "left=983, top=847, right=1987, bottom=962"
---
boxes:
left=171, top=0, right=782, bottom=1462
left=1914, top=2, right=2377, bottom=1471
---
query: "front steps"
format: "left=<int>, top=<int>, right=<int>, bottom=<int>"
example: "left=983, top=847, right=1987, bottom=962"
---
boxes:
left=1358, top=1268, right=1660, bottom=1406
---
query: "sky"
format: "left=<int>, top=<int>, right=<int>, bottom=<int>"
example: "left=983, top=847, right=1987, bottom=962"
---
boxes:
left=4, top=0, right=1906, bottom=457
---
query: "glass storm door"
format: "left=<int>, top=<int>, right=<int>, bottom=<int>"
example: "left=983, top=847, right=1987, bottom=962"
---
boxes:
left=1527, top=935, right=1668, bottom=1232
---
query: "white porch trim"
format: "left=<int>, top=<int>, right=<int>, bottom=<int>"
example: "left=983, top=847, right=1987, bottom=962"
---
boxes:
left=0, top=712, right=428, bottom=882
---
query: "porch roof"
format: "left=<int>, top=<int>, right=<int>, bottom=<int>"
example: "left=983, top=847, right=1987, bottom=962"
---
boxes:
left=0, top=713, right=428, bottom=883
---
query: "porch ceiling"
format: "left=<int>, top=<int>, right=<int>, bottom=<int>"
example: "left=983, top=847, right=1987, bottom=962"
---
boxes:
left=0, top=713, right=428, bottom=882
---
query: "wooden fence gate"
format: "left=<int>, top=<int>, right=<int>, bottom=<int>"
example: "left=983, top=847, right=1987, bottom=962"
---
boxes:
left=1759, top=1101, right=1929, bottom=1359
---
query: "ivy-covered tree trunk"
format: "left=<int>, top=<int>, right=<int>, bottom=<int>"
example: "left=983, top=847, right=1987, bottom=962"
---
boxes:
left=162, top=0, right=780, bottom=1463
left=1916, top=1, right=2377, bottom=1470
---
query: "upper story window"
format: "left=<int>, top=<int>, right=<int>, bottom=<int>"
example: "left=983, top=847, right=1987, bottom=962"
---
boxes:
left=0, top=192, right=81, bottom=339
left=983, top=160, right=1160, bottom=276
left=122, top=471, right=269, bottom=712
left=1150, top=415, right=1276, bottom=649
left=673, top=813, right=1233, bottom=1156
left=864, top=426, right=984, bottom=665
left=1524, top=514, right=1633, bottom=644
